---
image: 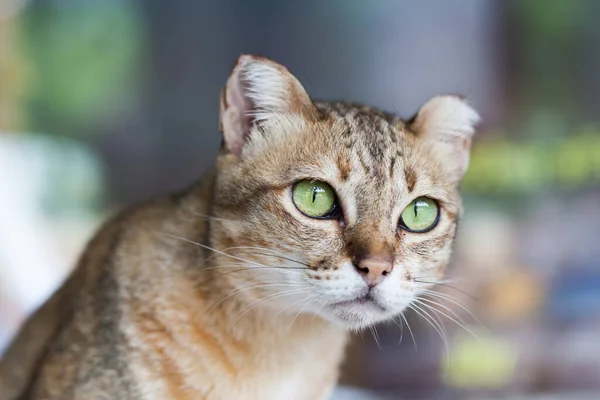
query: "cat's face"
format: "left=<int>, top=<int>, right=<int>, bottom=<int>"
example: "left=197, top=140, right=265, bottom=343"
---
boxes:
left=210, top=55, right=479, bottom=330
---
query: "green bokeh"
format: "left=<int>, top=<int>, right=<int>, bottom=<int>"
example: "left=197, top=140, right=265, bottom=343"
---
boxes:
left=20, top=0, right=145, bottom=135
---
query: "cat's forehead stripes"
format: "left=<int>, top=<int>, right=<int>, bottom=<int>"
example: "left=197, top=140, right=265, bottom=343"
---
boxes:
left=337, top=153, right=351, bottom=182
left=404, top=165, right=417, bottom=193
left=316, top=101, right=413, bottom=193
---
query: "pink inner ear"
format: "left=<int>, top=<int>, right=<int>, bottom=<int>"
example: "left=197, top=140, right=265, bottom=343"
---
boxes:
left=221, top=68, right=255, bottom=156
left=219, top=55, right=316, bottom=157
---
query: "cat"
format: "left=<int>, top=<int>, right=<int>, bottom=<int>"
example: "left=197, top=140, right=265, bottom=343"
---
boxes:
left=0, top=54, right=479, bottom=400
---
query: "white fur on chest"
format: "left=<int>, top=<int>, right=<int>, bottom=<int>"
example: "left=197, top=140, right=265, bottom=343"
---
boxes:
left=228, top=332, right=345, bottom=400
left=233, top=363, right=335, bottom=400
left=265, top=365, right=332, bottom=400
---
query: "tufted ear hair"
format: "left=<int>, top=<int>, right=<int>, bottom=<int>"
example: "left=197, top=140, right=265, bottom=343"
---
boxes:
left=219, top=54, right=316, bottom=157
left=409, top=95, right=480, bottom=183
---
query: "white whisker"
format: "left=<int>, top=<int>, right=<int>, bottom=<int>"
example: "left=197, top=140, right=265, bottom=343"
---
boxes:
left=409, top=303, right=449, bottom=361
left=158, top=232, right=303, bottom=273
left=287, top=293, right=323, bottom=331
left=418, top=289, right=480, bottom=324
left=234, top=288, right=311, bottom=322
left=391, top=316, right=404, bottom=345
left=415, top=297, right=480, bottom=341
left=369, top=325, right=382, bottom=348
left=209, top=282, right=310, bottom=312
left=400, top=313, right=418, bottom=352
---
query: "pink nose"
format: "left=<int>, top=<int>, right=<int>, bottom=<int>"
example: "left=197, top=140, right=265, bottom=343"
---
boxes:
left=354, top=257, right=393, bottom=287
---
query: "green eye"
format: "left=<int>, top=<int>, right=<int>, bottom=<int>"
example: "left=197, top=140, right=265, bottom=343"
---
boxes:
left=399, top=197, right=439, bottom=232
left=292, top=180, right=337, bottom=218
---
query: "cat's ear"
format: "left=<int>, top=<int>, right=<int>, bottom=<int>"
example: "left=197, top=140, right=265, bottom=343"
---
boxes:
left=409, top=95, right=480, bottom=183
left=219, top=54, right=315, bottom=157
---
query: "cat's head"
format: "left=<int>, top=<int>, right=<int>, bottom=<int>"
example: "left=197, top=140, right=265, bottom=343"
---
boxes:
left=209, top=55, right=479, bottom=330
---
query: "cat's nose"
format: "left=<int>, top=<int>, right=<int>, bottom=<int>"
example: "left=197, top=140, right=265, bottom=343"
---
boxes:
left=354, top=257, right=393, bottom=287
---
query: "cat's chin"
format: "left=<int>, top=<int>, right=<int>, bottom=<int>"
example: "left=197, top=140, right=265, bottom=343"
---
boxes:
left=321, top=298, right=397, bottom=330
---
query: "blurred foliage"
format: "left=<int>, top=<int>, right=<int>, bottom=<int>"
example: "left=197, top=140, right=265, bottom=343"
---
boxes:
left=0, top=16, right=31, bottom=131
left=444, top=330, right=518, bottom=390
left=463, top=125, right=600, bottom=195
left=37, top=137, right=106, bottom=217
left=19, top=0, right=145, bottom=135
left=509, top=0, right=593, bottom=127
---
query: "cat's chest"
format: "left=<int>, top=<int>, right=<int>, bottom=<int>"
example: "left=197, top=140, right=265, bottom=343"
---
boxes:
left=128, top=317, right=346, bottom=400
left=210, top=327, right=346, bottom=400
left=235, top=346, right=343, bottom=400
left=256, top=368, right=323, bottom=400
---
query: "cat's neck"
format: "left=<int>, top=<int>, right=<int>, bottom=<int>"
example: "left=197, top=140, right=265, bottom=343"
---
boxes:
left=132, top=250, right=347, bottom=388
left=116, top=174, right=347, bottom=398
left=137, top=176, right=347, bottom=363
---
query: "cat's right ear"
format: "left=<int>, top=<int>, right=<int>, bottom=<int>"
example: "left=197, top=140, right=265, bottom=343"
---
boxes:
left=219, top=54, right=315, bottom=157
left=408, top=95, right=480, bottom=184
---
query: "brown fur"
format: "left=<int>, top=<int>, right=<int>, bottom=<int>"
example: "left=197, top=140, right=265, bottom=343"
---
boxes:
left=0, top=55, right=478, bottom=399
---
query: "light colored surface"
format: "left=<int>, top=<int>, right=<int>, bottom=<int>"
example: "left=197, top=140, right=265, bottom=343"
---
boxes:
left=0, top=134, right=104, bottom=353
left=331, top=387, right=388, bottom=400
left=331, top=388, right=600, bottom=400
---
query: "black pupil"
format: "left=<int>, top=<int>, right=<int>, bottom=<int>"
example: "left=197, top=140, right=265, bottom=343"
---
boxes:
left=413, top=201, right=418, bottom=218
left=312, top=187, right=318, bottom=203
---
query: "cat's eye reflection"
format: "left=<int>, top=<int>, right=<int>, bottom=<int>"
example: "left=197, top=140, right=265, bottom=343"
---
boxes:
left=291, top=180, right=339, bottom=219
left=398, top=197, right=439, bottom=233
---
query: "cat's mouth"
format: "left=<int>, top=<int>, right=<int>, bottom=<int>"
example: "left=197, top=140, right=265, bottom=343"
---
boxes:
left=330, top=292, right=386, bottom=312
left=326, top=292, right=392, bottom=328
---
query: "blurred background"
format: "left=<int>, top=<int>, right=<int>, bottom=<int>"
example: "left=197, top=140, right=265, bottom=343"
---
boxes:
left=1, top=0, right=600, bottom=398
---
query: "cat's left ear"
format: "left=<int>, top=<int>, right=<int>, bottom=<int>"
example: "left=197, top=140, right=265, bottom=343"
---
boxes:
left=219, top=54, right=316, bottom=157
left=409, top=95, right=480, bottom=183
